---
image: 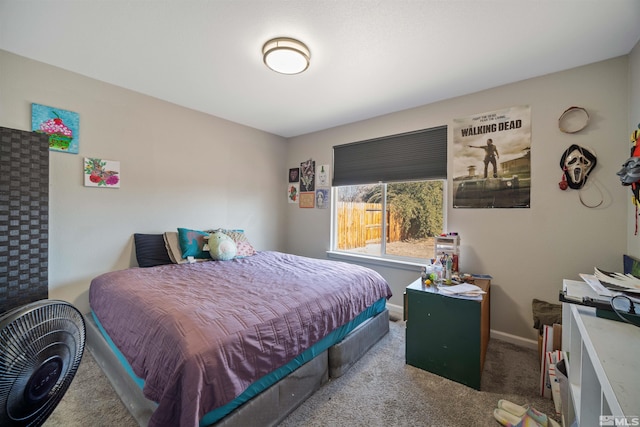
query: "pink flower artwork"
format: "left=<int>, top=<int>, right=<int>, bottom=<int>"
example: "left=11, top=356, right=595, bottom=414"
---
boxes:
left=84, top=158, right=121, bottom=188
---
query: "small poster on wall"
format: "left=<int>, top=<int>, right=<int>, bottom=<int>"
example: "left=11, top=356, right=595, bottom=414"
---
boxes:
left=289, top=168, right=300, bottom=183
left=84, top=158, right=120, bottom=188
left=32, top=103, right=80, bottom=154
left=299, top=192, right=315, bottom=208
left=316, top=164, right=330, bottom=188
left=452, top=105, right=531, bottom=208
left=316, top=189, right=329, bottom=209
left=300, top=159, right=315, bottom=192
left=288, top=183, right=299, bottom=203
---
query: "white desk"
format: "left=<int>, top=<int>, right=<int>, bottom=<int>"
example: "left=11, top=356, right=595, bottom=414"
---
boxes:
left=562, top=279, right=640, bottom=427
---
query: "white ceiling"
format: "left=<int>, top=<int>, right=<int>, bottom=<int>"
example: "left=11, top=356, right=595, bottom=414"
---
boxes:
left=1, top=1, right=639, bottom=138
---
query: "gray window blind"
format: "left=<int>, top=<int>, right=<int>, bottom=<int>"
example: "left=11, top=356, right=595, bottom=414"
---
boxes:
left=332, top=125, right=447, bottom=186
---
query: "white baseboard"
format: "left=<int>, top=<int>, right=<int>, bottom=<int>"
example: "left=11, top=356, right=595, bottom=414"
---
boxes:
left=490, top=329, right=538, bottom=350
left=386, top=302, right=404, bottom=320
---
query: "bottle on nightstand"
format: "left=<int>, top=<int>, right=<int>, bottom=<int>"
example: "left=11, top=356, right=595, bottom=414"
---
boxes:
left=435, top=234, right=460, bottom=272
left=433, top=257, right=443, bottom=285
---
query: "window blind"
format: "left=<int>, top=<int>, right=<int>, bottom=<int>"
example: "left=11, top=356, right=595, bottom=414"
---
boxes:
left=332, top=125, right=447, bottom=186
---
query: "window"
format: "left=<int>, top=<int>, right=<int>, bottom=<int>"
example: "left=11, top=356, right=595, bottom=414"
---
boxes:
left=331, top=125, right=447, bottom=262
left=333, top=180, right=444, bottom=261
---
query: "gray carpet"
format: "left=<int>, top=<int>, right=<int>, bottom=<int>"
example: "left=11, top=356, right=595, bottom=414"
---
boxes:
left=44, top=320, right=557, bottom=427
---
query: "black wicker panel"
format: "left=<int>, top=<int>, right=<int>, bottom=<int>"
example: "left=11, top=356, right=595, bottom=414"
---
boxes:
left=0, top=127, right=49, bottom=314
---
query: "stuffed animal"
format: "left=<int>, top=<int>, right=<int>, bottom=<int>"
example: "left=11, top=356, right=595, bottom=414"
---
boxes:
left=207, top=231, right=237, bottom=261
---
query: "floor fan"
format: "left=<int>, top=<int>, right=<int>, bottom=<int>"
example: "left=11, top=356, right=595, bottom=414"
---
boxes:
left=0, top=300, right=86, bottom=426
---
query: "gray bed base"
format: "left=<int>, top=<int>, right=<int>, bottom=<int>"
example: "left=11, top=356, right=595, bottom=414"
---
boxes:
left=85, top=308, right=389, bottom=427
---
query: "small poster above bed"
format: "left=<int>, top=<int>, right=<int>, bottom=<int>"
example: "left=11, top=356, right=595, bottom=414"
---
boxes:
left=84, top=158, right=120, bottom=188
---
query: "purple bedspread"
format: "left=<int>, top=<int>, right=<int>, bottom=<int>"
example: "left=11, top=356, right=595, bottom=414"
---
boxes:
left=89, top=251, right=392, bottom=427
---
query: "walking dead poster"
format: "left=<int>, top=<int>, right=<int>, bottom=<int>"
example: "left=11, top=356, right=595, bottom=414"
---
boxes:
left=452, top=105, right=531, bottom=208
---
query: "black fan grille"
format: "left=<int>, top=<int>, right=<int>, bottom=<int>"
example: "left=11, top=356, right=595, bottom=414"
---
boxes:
left=0, top=300, right=86, bottom=427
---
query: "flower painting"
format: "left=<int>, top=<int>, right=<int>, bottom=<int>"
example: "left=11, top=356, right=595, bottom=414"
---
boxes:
left=288, top=183, right=299, bottom=203
left=32, top=103, right=80, bottom=154
left=84, top=158, right=120, bottom=188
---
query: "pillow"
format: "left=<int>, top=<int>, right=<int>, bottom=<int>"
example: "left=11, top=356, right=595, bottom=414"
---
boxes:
left=163, top=232, right=187, bottom=264
left=133, top=233, right=173, bottom=267
left=205, top=228, right=257, bottom=257
left=208, top=231, right=237, bottom=261
left=177, top=227, right=211, bottom=259
left=532, top=299, right=562, bottom=334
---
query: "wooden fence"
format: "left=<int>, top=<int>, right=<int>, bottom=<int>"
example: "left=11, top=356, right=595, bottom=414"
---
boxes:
left=336, top=202, right=402, bottom=250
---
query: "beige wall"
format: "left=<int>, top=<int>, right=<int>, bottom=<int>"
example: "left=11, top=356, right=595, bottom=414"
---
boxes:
left=287, top=56, right=631, bottom=344
left=0, top=50, right=288, bottom=314
left=1, top=47, right=636, bottom=344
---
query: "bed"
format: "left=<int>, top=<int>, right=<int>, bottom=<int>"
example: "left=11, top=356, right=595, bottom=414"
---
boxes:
left=88, top=231, right=393, bottom=427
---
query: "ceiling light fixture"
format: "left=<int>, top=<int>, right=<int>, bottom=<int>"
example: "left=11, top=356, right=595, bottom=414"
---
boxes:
left=262, top=37, right=310, bottom=75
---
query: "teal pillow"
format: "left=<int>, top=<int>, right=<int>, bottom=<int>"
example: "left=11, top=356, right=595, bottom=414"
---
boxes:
left=177, top=228, right=211, bottom=259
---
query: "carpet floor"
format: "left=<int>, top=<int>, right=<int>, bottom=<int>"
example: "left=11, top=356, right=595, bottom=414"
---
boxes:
left=43, top=319, right=557, bottom=427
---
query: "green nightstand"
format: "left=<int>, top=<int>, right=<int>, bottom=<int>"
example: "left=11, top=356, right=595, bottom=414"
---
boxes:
left=405, top=277, right=490, bottom=390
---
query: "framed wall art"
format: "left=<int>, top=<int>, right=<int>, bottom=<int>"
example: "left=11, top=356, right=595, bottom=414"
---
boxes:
left=84, top=158, right=120, bottom=188
left=32, top=103, right=80, bottom=154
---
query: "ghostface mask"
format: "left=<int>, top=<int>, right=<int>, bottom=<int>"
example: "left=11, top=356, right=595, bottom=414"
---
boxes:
left=560, top=144, right=597, bottom=190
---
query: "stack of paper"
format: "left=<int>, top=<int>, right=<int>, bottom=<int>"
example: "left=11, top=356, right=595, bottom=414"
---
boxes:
left=594, top=268, right=640, bottom=294
left=579, top=273, right=613, bottom=298
left=437, top=283, right=486, bottom=300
